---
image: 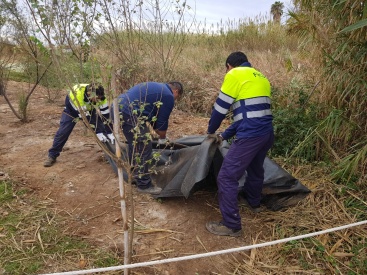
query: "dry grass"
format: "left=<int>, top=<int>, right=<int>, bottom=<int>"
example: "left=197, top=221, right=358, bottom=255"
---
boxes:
left=172, top=45, right=315, bottom=116
left=1, top=157, right=366, bottom=274
left=211, top=161, right=367, bottom=274
left=2, top=11, right=366, bottom=273
left=0, top=177, right=122, bottom=274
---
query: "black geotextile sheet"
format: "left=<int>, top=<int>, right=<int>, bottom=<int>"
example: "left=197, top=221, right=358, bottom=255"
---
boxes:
left=105, top=135, right=311, bottom=211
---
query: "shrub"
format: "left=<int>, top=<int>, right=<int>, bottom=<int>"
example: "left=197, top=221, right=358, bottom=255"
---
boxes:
left=271, top=83, right=320, bottom=158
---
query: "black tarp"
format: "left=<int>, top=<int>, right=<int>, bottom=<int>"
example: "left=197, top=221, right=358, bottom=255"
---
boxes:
left=105, top=135, right=310, bottom=211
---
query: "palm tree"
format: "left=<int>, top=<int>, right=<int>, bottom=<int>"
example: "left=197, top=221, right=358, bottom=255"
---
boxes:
left=271, top=1, right=284, bottom=23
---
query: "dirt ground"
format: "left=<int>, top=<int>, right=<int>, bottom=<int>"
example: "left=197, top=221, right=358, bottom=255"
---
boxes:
left=0, top=81, right=281, bottom=274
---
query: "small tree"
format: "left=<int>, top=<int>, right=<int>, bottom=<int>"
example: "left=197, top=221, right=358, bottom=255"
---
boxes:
left=24, top=0, right=192, bottom=273
left=94, top=0, right=193, bottom=88
left=0, top=0, right=52, bottom=122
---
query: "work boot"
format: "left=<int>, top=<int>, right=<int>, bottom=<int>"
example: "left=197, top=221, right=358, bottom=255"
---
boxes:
left=238, top=192, right=263, bottom=213
left=44, top=157, right=56, bottom=167
left=137, top=185, right=162, bottom=195
left=248, top=204, right=262, bottom=213
left=241, top=199, right=263, bottom=213
left=206, top=221, right=242, bottom=237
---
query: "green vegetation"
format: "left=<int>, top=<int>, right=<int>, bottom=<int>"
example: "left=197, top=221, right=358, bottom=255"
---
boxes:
left=1, top=0, right=366, bottom=273
left=4, top=0, right=365, bottom=185
left=271, top=82, right=321, bottom=157
left=287, top=0, right=367, bottom=183
left=276, top=236, right=367, bottom=275
left=0, top=179, right=121, bottom=275
left=6, top=70, right=29, bottom=83
left=1, top=0, right=365, bottom=202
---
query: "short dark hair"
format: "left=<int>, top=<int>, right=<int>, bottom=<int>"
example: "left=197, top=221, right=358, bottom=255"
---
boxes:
left=168, top=81, right=184, bottom=96
left=87, top=83, right=105, bottom=99
left=225, top=52, right=248, bottom=69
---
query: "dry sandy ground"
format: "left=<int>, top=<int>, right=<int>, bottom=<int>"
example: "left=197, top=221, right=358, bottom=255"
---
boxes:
left=0, top=81, right=284, bottom=274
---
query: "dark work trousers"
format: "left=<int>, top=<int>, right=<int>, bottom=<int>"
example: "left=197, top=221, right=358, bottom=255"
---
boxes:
left=121, top=112, right=153, bottom=190
left=217, top=131, right=274, bottom=230
left=48, top=96, right=99, bottom=159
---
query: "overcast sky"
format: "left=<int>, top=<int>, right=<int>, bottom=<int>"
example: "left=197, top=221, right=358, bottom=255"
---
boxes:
left=185, top=0, right=293, bottom=25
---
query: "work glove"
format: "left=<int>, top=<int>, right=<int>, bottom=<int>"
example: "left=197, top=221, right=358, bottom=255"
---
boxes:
left=107, top=133, right=115, bottom=144
left=207, top=133, right=223, bottom=144
left=96, top=133, right=108, bottom=143
left=78, top=111, right=91, bottom=118
left=158, top=138, right=169, bottom=145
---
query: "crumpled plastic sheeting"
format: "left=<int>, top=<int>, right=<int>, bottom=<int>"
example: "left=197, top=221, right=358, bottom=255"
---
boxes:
left=105, top=135, right=311, bottom=211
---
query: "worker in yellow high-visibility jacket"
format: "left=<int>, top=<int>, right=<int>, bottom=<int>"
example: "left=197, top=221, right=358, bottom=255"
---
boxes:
left=44, top=83, right=113, bottom=167
left=206, top=52, right=274, bottom=237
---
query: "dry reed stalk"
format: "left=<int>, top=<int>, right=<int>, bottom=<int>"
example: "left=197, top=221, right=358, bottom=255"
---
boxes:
left=132, top=250, right=174, bottom=258
left=196, top=235, right=208, bottom=252
left=133, top=228, right=182, bottom=234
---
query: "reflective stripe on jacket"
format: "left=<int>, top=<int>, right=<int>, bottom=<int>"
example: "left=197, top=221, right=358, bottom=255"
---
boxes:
left=207, top=65, right=273, bottom=139
left=68, top=84, right=109, bottom=116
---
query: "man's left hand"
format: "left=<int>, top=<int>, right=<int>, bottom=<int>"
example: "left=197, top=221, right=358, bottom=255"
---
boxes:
left=207, top=133, right=223, bottom=144
left=97, top=133, right=108, bottom=142
left=158, top=138, right=169, bottom=145
left=107, top=133, right=115, bottom=144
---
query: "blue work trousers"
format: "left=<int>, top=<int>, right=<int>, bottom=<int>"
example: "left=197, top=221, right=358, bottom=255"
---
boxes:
left=48, top=96, right=100, bottom=159
left=121, top=112, right=153, bottom=190
left=218, top=131, right=274, bottom=230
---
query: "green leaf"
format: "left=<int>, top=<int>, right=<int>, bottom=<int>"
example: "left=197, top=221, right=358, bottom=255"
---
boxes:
left=340, top=19, right=367, bottom=33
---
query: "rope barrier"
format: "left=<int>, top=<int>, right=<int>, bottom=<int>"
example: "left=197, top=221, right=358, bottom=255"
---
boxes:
left=39, top=220, right=367, bottom=275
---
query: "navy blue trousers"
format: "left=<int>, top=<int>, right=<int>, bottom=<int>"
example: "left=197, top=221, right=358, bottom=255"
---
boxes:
left=218, top=131, right=274, bottom=230
left=121, top=112, right=153, bottom=189
left=48, top=96, right=101, bottom=159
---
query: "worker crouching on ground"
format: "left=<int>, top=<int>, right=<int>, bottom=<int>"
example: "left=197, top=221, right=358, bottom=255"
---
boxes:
left=113, top=81, right=183, bottom=195
left=206, top=52, right=274, bottom=237
left=44, top=83, right=114, bottom=167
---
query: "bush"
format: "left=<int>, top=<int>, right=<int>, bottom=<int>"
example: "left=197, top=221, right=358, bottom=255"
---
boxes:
left=271, top=84, right=320, bottom=157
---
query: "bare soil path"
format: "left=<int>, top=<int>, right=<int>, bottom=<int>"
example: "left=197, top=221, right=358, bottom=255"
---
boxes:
left=0, top=81, right=279, bottom=274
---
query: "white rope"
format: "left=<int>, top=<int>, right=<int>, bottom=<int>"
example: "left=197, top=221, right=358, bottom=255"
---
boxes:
left=39, top=220, right=367, bottom=275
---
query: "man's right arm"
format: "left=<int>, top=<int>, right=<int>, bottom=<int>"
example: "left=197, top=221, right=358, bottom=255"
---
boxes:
left=152, top=95, right=174, bottom=135
left=207, top=91, right=235, bottom=134
left=155, top=129, right=167, bottom=139
left=155, top=129, right=170, bottom=145
left=207, top=73, right=238, bottom=134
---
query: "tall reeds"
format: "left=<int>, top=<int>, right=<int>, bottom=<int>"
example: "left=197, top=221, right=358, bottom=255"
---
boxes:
left=287, top=0, right=367, bottom=183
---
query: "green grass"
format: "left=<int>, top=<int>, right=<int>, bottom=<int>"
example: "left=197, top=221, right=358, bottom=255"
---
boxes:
left=277, top=236, right=367, bottom=274
left=6, top=70, right=29, bottom=83
left=0, top=179, right=121, bottom=275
